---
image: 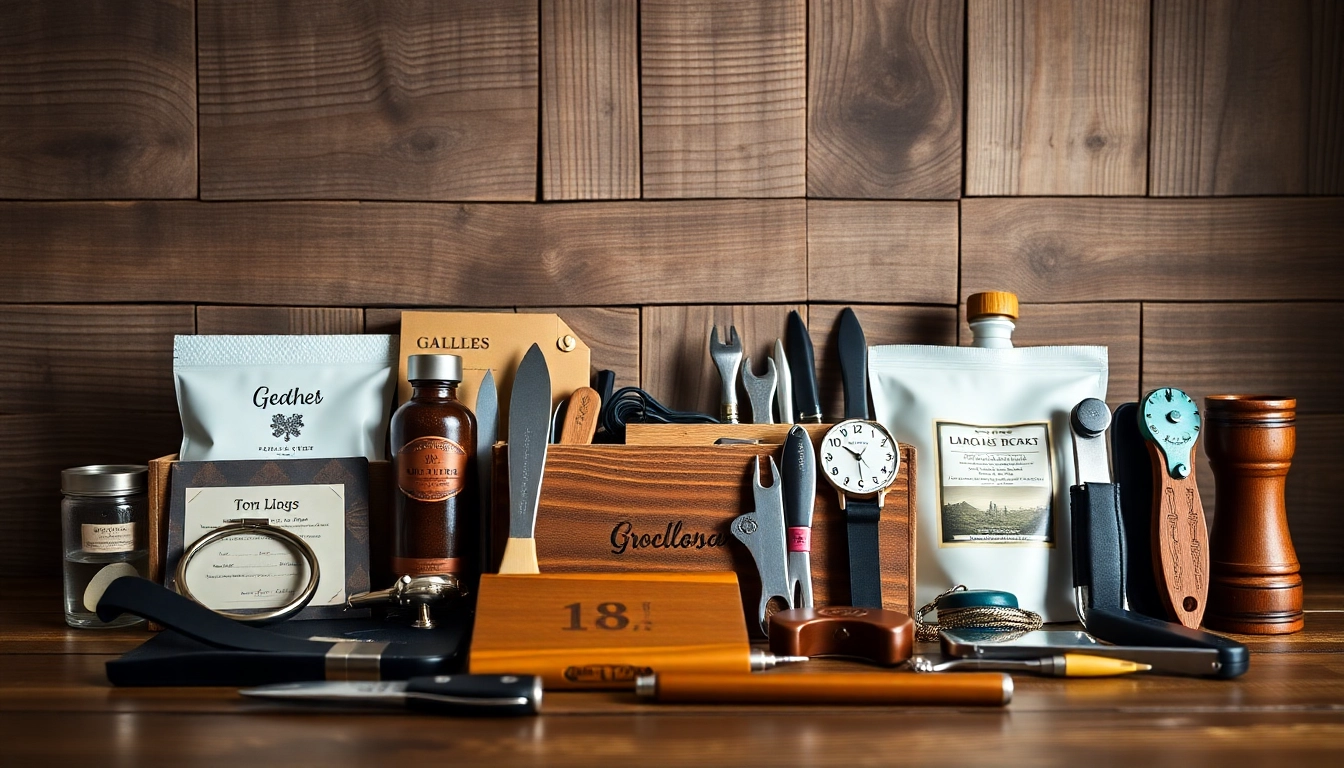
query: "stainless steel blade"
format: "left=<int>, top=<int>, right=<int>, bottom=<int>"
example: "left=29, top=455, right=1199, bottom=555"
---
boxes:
left=773, top=339, right=793, bottom=425
left=508, top=344, right=551, bottom=540
left=241, top=680, right=408, bottom=703
left=476, top=370, right=498, bottom=564
left=787, top=551, right=813, bottom=608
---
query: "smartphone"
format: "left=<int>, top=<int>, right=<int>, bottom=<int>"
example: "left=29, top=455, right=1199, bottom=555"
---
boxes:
left=940, top=628, right=1242, bottom=678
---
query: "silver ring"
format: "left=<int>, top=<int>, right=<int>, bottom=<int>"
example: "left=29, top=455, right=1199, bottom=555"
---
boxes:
left=176, top=518, right=321, bottom=624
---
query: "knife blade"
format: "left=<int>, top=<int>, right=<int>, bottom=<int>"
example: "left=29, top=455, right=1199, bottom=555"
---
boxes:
left=773, top=339, right=793, bottom=425
left=781, top=425, right=816, bottom=608
left=786, top=311, right=822, bottom=423
left=499, top=344, right=551, bottom=575
left=475, top=370, right=498, bottom=573
left=240, top=675, right=542, bottom=717
left=837, top=307, right=869, bottom=420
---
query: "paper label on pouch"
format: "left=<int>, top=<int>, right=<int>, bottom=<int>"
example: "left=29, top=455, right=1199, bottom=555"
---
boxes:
left=936, top=421, right=1054, bottom=545
left=81, top=523, right=136, bottom=553
left=182, top=484, right=346, bottom=609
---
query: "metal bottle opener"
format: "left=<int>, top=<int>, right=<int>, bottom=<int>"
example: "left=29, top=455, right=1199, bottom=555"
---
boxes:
left=731, top=456, right=793, bottom=634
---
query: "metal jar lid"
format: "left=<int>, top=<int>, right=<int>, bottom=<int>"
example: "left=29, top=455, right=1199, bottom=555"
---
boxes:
left=61, top=465, right=148, bottom=497
left=407, top=354, right=463, bottom=382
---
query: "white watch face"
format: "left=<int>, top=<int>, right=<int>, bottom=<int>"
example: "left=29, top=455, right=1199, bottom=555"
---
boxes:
left=820, top=419, right=899, bottom=495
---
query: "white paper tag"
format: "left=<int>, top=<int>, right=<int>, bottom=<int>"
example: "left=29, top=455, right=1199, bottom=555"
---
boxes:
left=182, top=484, right=347, bottom=610
left=936, top=421, right=1054, bottom=545
left=81, top=523, right=136, bottom=554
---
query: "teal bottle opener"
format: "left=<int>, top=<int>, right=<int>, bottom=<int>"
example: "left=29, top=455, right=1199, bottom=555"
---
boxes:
left=1138, top=387, right=1209, bottom=630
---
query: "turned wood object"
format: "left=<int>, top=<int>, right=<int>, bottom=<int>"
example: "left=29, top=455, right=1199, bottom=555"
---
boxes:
left=1203, top=395, right=1303, bottom=634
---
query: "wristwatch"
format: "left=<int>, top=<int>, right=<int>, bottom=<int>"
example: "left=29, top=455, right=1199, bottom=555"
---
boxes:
left=820, top=418, right=900, bottom=608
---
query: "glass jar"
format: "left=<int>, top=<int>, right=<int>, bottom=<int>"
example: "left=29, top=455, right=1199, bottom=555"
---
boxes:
left=61, top=465, right=149, bottom=628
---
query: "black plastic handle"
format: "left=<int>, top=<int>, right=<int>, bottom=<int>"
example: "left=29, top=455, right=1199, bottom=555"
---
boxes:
left=1085, top=607, right=1248, bottom=679
left=781, top=425, right=816, bottom=529
left=786, top=311, right=822, bottom=422
left=404, top=674, right=541, bottom=716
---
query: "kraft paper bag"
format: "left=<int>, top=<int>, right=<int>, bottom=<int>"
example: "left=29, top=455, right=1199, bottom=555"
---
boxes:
left=395, top=312, right=592, bottom=430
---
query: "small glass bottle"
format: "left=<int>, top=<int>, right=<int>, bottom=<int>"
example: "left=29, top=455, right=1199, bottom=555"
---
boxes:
left=390, top=354, right=477, bottom=582
left=61, top=465, right=149, bottom=628
left=967, top=290, right=1020, bottom=349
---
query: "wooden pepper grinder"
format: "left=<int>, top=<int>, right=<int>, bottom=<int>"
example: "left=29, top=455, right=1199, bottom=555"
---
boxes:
left=1203, top=395, right=1303, bottom=634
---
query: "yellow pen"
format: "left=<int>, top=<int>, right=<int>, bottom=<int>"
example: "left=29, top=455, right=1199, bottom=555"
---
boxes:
left=911, top=653, right=1152, bottom=677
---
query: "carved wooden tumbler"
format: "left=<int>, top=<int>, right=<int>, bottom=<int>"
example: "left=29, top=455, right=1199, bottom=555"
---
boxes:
left=1204, top=396, right=1303, bottom=634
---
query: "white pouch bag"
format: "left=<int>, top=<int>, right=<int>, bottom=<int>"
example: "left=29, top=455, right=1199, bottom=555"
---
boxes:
left=868, top=343, right=1107, bottom=622
left=174, top=335, right=398, bottom=462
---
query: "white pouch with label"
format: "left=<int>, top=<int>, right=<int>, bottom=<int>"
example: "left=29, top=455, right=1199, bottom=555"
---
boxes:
left=174, top=335, right=398, bottom=462
left=868, top=344, right=1107, bottom=622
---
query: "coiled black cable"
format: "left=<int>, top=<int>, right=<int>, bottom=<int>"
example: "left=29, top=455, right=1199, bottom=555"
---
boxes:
left=599, top=385, right=720, bottom=442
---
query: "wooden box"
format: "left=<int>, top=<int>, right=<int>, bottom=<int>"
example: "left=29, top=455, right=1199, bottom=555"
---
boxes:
left=491, top=436, right=916, bottom=619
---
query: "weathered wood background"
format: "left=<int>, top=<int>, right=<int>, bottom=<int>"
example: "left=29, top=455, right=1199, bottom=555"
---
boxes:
left=2, top=0, right=1341, bottom=578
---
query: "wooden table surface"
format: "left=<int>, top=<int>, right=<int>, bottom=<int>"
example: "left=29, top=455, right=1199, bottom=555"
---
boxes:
left=3, top=580, right=1343, bottom=766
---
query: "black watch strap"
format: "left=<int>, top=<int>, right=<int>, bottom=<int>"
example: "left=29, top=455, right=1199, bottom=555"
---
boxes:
left=845, top=497, right=883, bottom=608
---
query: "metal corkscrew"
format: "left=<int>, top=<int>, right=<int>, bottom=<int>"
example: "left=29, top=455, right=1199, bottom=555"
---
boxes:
left=346, top=574, right=463, bottom=630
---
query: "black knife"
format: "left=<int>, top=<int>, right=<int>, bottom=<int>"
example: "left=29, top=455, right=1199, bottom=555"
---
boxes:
left=786, top=311, right=822, bottom=423
left=781, top=425, right=816, bottom=608
left=241, top=675, right=542, bottom=716
left=837, top=308, right=869, bottom=420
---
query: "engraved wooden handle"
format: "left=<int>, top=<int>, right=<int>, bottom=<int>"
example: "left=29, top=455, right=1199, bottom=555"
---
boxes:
left=1147, top=439, right=1210, bottom=629
left=558, top=387, right=600, bottom=445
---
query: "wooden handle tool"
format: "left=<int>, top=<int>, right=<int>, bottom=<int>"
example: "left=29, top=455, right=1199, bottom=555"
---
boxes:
left=557, top=387, right=600, bottom=445
left=1140, top=388, right=1210, bottom=629
left=635, top=671, right=1011, bottom=706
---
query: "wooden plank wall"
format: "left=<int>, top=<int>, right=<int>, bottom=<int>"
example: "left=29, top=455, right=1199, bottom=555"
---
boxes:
left=1, top=0, right=1341, bottom=579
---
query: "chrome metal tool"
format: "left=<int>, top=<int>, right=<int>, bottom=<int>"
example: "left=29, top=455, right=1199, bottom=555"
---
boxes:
left=773, top=339, right=793, bottom=425
left=730, top=456, right=793, bottom=634
left=346, top=574, right=462, bottom=630
left=741, top=356, right=778, bottom=424
left=709, top=325, right=743, bottom=424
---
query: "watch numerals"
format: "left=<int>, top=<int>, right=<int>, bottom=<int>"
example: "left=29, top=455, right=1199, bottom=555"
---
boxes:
left=879, top=438, right=887, bottom=447
left=840, top=428, right=848, bottom=437
left=854, top=423, right=863, bottom=433
left=857, top=479, right=864, bottom=488
left=872, top=476, right=878, bottom=484
left=885, top=453, right=893, bottom=462
left=825, top=453, right=832, bottom=462
left=844, top=477, right=850, bottom=485
left=830, top=467, right=838, bottom=476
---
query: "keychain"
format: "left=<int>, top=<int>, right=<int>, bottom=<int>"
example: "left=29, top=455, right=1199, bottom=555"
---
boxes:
left=914, top=585, right=1043, bottom=642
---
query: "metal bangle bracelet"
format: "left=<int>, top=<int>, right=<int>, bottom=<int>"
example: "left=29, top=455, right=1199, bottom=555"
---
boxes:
left=175, top=517, right=321, bottom=624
